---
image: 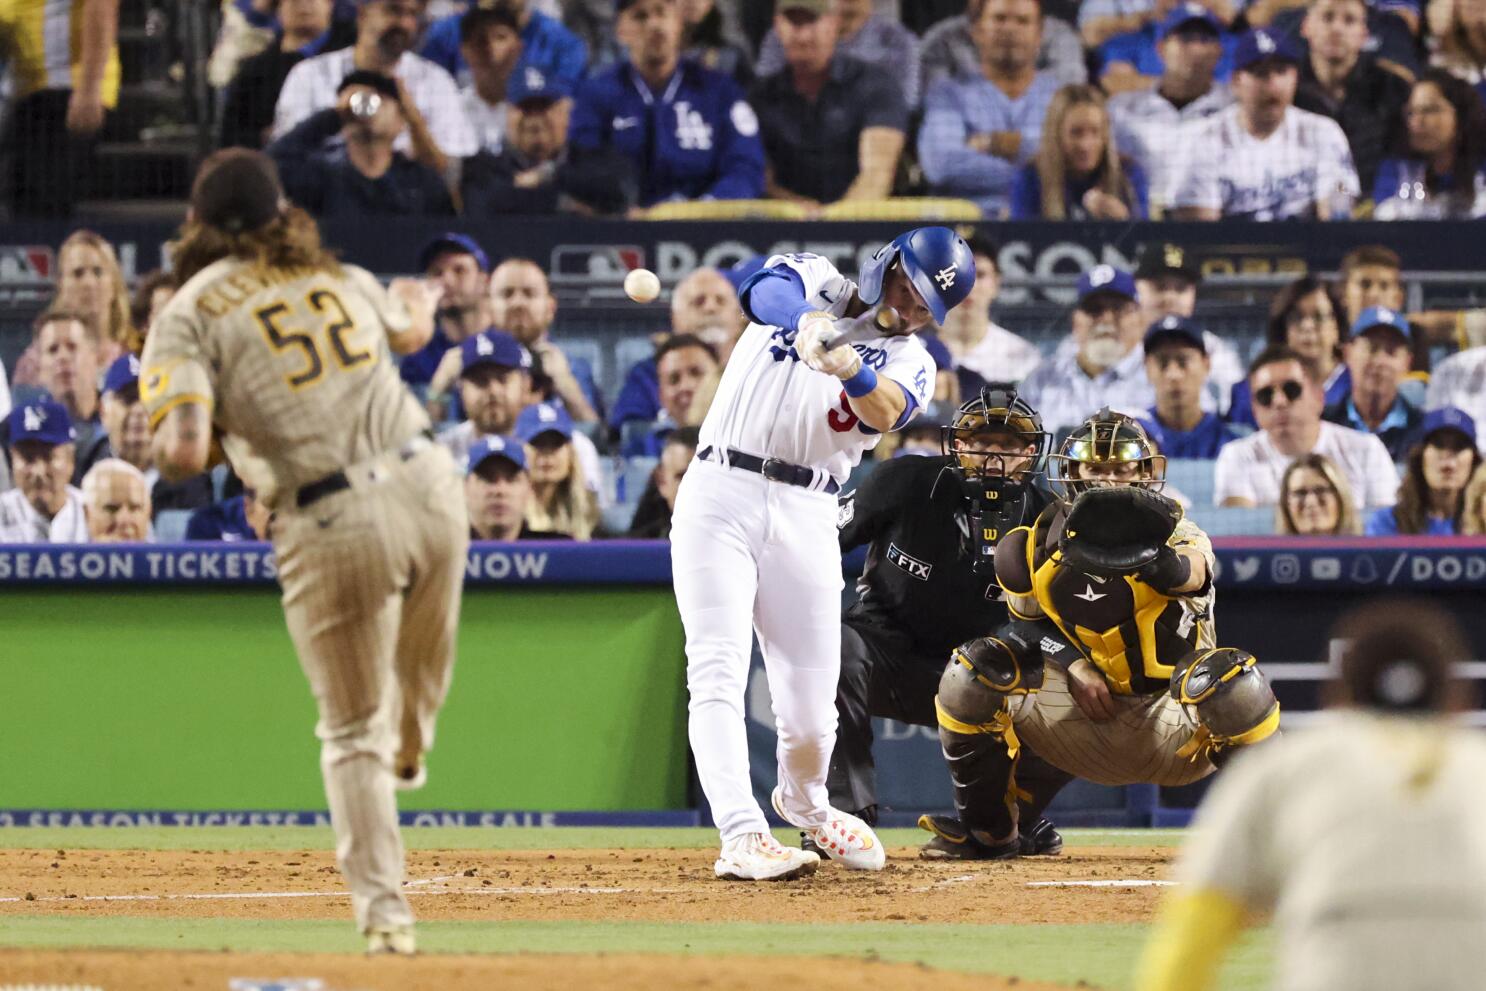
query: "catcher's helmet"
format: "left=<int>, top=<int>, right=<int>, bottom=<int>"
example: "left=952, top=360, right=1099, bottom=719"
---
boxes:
left=941, top=385, right=1049, bottom=481
left=1050, top=407, right=1166, bottom=499
left=857, top=226, right=975, bottom=325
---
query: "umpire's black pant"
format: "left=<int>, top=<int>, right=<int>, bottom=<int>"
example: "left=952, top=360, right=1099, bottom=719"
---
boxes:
left=826, top=616, right=943, bottom=815
left=7, top=90, right=99, bottom=218
left=826, top=614, right=1075, bottom=823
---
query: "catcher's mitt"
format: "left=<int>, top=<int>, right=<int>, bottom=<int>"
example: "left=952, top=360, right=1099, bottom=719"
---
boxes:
left=1057, top=486, right=1182, bottom=576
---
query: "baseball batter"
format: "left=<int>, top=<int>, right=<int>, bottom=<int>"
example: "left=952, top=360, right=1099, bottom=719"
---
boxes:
left=142, top=149, right=467, bottom=954
left=1138, top=599, right=1486, bottom=991
left=671, top=227, right=975, bottom=881
left=926, top=410, right=1282, bottom=854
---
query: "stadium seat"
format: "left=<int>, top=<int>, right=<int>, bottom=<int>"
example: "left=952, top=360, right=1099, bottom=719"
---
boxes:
left=561, top=336, right=605, bottom=393
left=210, top=463, right=231, bottom=502
left=154, top=509, right=194, bottom=543
left=818, top=198, right=982, bottom=222
left=614, top=336, right=658, bottom=384
left=602, top=501, right=638, bottom=536
left=1165, top=459, right=1216, bottom=507
left=618, top=456, right=658, bottom=505
left=641, top=200, right=809, bottom=221
left=1399, top=376, right=1427, bottom=409
left=1184, top=505, right=1277, bottom=537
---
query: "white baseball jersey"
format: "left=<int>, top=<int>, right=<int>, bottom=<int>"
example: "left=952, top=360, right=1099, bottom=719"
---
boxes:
left=0, top=486, right=88, bottom=543
left=699, top=253, right=937, bottom=487
left=1107, top=83, right=1232, bottom=209
left=1169, top=105, right=1360, bottom=220
left=461, top=87, right=507, bottom=154
left=1425, top=347, right=1486, bottom=430
left=1178, top=712, right=1486, bottom=991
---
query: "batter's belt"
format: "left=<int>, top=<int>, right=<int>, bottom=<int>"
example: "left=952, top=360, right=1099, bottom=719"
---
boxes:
left=295, top=430, right=436, bottom=508
left=697, top=445, right=840, bottom=495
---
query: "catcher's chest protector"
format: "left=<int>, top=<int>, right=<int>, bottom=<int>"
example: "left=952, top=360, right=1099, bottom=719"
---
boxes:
left=1029, top=507, right=1204, bottom=696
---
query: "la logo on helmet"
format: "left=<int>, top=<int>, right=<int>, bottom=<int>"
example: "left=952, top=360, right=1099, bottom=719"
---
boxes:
left=935, top=267, right=957, bottom=291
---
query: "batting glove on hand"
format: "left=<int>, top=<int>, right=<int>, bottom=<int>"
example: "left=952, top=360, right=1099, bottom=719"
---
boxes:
left=794, top=311, right=837, bottom=370
left=820, top=343, right=862, bottom=378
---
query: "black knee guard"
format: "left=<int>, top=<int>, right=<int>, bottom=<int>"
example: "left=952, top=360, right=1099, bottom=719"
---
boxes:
left=935, top=628, right=1046, bottom=835
left=1171, top=647, right=1281, bottom=765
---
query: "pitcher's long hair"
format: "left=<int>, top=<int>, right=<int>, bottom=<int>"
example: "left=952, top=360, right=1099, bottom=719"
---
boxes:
left=169, top=205, right=341, bottom=286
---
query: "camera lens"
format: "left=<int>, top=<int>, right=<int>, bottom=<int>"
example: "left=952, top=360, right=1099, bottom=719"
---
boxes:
left=349, top=92, right=382, bottom=120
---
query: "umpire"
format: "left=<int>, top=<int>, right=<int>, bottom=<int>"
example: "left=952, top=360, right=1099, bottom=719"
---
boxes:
left=824, top=385, right=1064, bottom=857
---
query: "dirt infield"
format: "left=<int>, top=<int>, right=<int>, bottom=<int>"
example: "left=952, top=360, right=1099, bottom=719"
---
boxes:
left=0, top=949, right=1078, bottom=991
left=0, top=843, right=1178, bottom=990
left=0, top=844, right=1173, bottom=924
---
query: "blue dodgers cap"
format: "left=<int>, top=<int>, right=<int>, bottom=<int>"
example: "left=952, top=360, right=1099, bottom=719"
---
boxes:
left=6, top=400, right=76, bottom=448
left=1158, top=2, right=1223, bottom=40
left=417, top=232, right=490, bottom=274
left=507, top=65, right=570, bottom=106
left=1233, top=28, right=1301, bottom=72
left=1076, top=265, right=1138, bottom=307
left=1143, top=314, right=1207, bottom=353
left=460, top=329, right=532, bottom=375
left=1350, top=305, right=1413, bottom=342
left=1417, top=406, right=1477, bottom=447
left=102, top=353, right=143, bottom=395
left=515, top=401, right=574, bottom=443
left=467, top=434, right=528, bottom=473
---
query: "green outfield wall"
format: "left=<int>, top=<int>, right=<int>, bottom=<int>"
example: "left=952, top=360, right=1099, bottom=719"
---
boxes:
left=2, top=587, right=688, bottom=811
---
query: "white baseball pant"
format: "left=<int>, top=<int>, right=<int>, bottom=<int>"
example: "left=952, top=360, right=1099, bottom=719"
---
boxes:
left=670, top=458, right=844, bottom=839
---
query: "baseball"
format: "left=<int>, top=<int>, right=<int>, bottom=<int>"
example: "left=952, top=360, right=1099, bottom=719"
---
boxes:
left=624, top=267, right=662, bottom=304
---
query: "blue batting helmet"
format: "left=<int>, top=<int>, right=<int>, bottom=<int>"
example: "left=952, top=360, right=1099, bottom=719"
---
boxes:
left=857, top=226, right=975, bottom=326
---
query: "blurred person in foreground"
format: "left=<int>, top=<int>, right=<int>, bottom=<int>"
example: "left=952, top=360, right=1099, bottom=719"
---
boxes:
left=1275, top=452, right=1361, bottom=536
left=0, top=401, right=87, bottom=543
left=1136, top=597, right=1486, bottom=991
left=80, top=458, right=151, bottom=543
left=627, top=426, right=699, bottom=539
left=1366, top=408, right=1481, bottom=536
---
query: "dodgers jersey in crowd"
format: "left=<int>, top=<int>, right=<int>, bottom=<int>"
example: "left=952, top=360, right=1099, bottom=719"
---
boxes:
left=1170, top=105, right=1360, bottom=220
left=700, top=253, right=936, bottom=487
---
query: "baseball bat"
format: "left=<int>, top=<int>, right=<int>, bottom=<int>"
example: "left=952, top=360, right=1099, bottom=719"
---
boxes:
left=820, top=305, right=903, bottom=350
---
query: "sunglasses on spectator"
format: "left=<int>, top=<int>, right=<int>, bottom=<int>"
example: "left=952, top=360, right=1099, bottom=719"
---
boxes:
left=1286, top=485, right=1335, bottom=503
left=1255, top=380, right=1305, bottom=407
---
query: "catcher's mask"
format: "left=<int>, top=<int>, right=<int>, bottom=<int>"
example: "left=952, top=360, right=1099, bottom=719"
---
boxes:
left=941, top=385, right=1049, bottom=484
left=1050, top=407, right=1166, bottom=500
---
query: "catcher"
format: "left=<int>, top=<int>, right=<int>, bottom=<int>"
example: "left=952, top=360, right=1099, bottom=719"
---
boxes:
left=921, top=408, right=1281, bottom=856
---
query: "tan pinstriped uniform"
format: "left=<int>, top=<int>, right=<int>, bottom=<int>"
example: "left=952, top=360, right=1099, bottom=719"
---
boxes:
left=1000, top=510, right=1219, bottom=787
left=141, top=258, right=468, bottom=934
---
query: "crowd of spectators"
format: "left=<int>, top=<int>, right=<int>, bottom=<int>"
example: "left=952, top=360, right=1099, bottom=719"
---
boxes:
left=14, top=0, right=1486, bottom=220
left=3, top=217, right=1486, bottom=545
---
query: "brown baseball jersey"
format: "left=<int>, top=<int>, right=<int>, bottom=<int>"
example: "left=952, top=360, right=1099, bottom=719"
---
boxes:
left=141, top=254, right=467, bottom=936
left=140, top=257, right=431, bottom=509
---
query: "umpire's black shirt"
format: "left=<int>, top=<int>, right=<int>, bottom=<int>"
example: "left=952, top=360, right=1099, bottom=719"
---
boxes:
left=838, top=454, right=1050, bottom=658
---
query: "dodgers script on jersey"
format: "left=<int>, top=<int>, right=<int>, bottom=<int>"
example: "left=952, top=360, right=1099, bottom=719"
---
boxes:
left=699, top=252, right=937, bottom=485
left=1170, top=105, right=1359, bottom=220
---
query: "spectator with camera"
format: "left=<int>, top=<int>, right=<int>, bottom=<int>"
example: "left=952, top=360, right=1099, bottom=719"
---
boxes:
left=570, top=0, right=764, bottom=208
left=220, top=0, right=356, bottom=149
left=1275, top=453, right=1361, bottom=535
left=919, top=0, right=1060, bottom=217
left=1216, top=345, right=1397, bottom=510
left=273, top=0, right=478, bottom=166
left=0, top=401, right=88, bottom=543
left=269, top=70, right=456, bottom=216
left=1365, top=408, right=1481, bottom=535
left=80, top=459, right=151, bottom=543
left=461, top=70, right=636, bottom=215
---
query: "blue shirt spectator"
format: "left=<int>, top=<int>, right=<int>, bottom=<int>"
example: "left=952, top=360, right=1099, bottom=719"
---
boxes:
left=1098, top=22, right=1237, bottom=86
left=419, top=1, right=588, bottom=88
left=609, top=357, right=660, bottom=430
left=1139, top=409, right=1237, bottom=459
left=919, top=72, right=1060, bottom=218
left=1009, top=157, right=1150, bottom=219
left=1364, top=507, right=1455, bottom=536
left=569, top=58, right=765, bottom=206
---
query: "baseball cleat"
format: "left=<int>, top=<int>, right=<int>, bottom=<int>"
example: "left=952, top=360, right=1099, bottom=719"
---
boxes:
left=394, top=761, right=426, bottom=792
left=1018, top=817, right=1064, bottom=856
left=366, top=924, right=416, bottom=955
left=917, top=814, right=1020, bottom=861
left=772, top=787, right=886, bottom=871
left=714, top=832, right=820, bottom=881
